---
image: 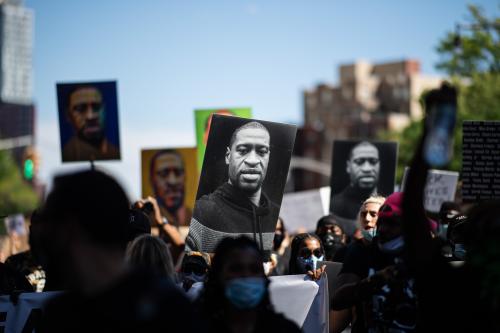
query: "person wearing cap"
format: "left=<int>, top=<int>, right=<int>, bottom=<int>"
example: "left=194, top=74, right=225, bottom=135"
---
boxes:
left=332, top=192, right=418, bottom=333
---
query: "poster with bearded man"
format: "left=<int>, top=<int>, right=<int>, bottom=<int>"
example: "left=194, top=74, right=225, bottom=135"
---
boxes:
left=186, top=115, right=297, bottom=257
left=329, top=140, right=398, bottom=236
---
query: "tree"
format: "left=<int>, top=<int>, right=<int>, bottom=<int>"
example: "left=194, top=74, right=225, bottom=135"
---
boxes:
left=0, top=150, right=39, bottom=216
left=380, top=5, right=500, bottom=183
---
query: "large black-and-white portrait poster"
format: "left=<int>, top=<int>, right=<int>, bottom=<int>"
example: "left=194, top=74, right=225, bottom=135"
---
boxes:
left=185, top=114, right=297, bottom=256
left=329, top=140, right=398, bottom=235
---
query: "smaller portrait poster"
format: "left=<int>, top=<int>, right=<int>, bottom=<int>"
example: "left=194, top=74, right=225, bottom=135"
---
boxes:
left=329, top=140, right=398, bottom=235
left=56, top=81, right=121, bottom=162
left=186, top=115, right=297, bottom=256
left=194, top=108, right=252, bottom=172
left=141, top=147, right=198, bottom=228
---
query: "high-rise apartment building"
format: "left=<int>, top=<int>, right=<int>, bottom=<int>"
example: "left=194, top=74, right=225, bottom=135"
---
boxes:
left=0, top=0, right=33, bottom=104
left=0, top=0, right=35, bottom=172
left=303, top=59, right=442, bottom=169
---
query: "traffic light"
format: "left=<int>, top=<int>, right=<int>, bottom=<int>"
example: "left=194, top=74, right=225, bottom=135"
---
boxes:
left=24, top=158, right=34, bottom=181
left=22, top=146, right=39, bottom=183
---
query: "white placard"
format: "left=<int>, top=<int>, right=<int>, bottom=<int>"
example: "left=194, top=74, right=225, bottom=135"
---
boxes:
left=279, top=188, right=326, bottom=233
left=401, top=168, right=459, bottom=213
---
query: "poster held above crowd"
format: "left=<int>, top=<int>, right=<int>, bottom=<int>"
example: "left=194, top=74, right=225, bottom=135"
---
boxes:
left=56, top=81, right=121, bottom=163
left=141, top=147, right=198, bottom=228
left=329, top=140, right=398, bottom=236
left=186, top=115, right=297, bottom=257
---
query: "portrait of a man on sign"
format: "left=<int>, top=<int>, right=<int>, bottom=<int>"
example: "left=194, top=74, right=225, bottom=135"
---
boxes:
left=186, top=115, right=297, bottom=257
left=141, top=148, right=198, bottom=228
left=329, top=140, right=398, bottom=235
left=56, top=81, right=121, bottom=162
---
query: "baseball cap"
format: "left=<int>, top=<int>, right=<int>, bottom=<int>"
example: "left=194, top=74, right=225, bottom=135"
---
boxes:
left=378, top=192, right=438, bottom=231
left=127, top=208, right=151, bottom=242
left=377, top=192, right=403, bottom=220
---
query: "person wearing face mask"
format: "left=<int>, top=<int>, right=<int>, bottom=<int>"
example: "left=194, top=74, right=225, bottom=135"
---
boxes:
left=198, top=236, right=300, bottom=333
left=446, top=215, right=468, bottom=261
left=315, top=216, right=346, bottom=262
left=179, top=251, right=210, bottom=292
left=332, top=192, right=419, bottom=333
left=288, top=233, right=326, bottom=281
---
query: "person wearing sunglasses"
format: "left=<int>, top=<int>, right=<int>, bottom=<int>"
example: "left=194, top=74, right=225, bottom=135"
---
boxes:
left=288, top=233, right=325, bottom=281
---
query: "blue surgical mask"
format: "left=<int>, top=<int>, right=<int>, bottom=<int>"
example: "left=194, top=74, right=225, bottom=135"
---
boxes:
left=361, top=228, right=377, bottom=242
left=224, top=277, right=266, bottom=309
left=378, top=236, right=405, bottom=254
left=453, top=243, right=466, bottom=260
left=296, top=255, right=324, bottom=273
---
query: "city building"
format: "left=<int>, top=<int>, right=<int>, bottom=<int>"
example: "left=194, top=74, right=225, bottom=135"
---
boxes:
left=302, top=59, right=442, bottom=178
left=0, top=0, right=35, bottom=173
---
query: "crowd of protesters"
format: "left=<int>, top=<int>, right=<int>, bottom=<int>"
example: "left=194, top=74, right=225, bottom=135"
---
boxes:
left=1, top=101, right=500, bottom=332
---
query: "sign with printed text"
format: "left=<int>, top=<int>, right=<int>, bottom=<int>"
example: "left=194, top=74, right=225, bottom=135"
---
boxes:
left=461, top=121, right=500, bottom=202
left=401, top=167, right=459, bottom=213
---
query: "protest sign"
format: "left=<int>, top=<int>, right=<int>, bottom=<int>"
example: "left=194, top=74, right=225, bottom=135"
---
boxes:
left=194, top=108, right=252, bottom=171
left=462, top=121, right=500, bottom=202
left=279, top=188, right=326, bottom=233
left=141, top=147, right=198, bottom=227
left=330, top=140, right=398, bottom=235
left=401, top=167, right=459, bottom=213
left=56, top=81, right=121, bottom=162
left=186, top=115, right=297, bottom=255
left=269, top=274, right=328, bottom=333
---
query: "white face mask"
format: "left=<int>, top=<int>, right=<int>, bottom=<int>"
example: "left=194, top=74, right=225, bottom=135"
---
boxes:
left=378, top=236, right=405, bottom=254
left=361, top=228, right=377, bottom=242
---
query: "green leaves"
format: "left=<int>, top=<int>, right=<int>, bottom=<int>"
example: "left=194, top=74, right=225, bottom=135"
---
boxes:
left=0, top=151, right=39, bottom=217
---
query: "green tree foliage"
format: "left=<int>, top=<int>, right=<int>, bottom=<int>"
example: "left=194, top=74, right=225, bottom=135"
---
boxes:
left=380, top=5, right=500, bottom=183
left=0, top=150, right=39, bottom=216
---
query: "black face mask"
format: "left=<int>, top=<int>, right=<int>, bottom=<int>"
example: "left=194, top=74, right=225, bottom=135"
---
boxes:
left=320, top=233, right=343, bottom=259
left=273, top=233, right=284, bottom=251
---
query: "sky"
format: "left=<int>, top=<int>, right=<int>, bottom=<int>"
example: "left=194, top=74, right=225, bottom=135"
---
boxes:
left=25, top=0, right=499, bottom=200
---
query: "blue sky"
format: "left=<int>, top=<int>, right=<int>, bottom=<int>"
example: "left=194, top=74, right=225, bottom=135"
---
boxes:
left=26, top=0, right=499, bottom=199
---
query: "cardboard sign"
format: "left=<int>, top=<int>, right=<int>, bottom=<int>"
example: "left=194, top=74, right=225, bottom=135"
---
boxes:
left=186, top=115, right=297, bottom=255
left=141, top=147, right=198, bottom=227
left=56, top=81, right=121, bottom=162
left=269, top=274, right=329, bottom=333
left=279, top=188, right=327, bottom=233
left=462, top=121, right=500, bottom=202
left=194, top=108, right=252, bottom=171
left=401, top=168, right=459, bottom=213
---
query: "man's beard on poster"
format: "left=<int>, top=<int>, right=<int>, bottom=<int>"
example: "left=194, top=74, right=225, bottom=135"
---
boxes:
left=236, top=168, right=265, bottom=194
left=77, top=118, right=105, bottom=147
left=157, top=185, right=185, bottom=214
